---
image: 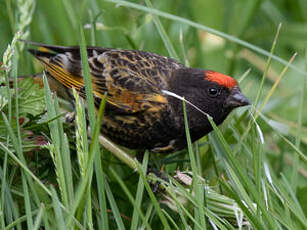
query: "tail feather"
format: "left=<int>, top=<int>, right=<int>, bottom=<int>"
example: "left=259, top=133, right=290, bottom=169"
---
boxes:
left=20, top=39, right=78, bottom=53
left=19, top=40, right=105, bottom=102
left=28, top=48, right=55, bottom=60
left=24, top=41, right=85, bottom=91
left=20, top=39, right=111, bottom=55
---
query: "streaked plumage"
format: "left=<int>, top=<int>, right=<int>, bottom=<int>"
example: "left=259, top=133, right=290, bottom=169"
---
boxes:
left=26, top=41, right=250, bottom=153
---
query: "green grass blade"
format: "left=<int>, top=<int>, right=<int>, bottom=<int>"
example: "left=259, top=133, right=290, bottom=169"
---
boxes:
left=177, top=208, right=189, bottom=230
left=279, top=174, right=307, bottom=227
left=0, top=153, right=8, bottom=229
left=104, top=180, right=125, bottom=230
left=140, top=203, right=153, bottom=229
left=253, top=23, right=281, bottom=112
left=66, top=93, right=107, bottom=227
left=94, top=153, right=109, bottom=230
left=144, top=0, right=179, bottom=60
left=62, top=0, right=78, bottom=29
left=130, top=151, right=149, bottom=230
left=110, top=166, right=152, bottom=230
left=291, top=49, right=306, bottom=190
left=279, top=134, right=307, bottom=163
left=182, top=100, right=207, bottom=229
left=162, top=209, right=180, bottom=230
left=51, top=186, right=67, bottom=230
left=4, top=0, right=15, bottom=31
left=21, top=173, right=33, bottom=230
left=79, top=24, right=96, bottom=130
left=136, top=162, right=171, bottom=230
left=33, top=204, right=45, bottom=230
left=43, top=77, right=69, bottom=207
left=73, top=89, right=94, bottom=229
left=257, top=53, right=297, bottom=117
left=54, top=98, right=74, bottom=209
left=78, top=24, right=102, bottom=229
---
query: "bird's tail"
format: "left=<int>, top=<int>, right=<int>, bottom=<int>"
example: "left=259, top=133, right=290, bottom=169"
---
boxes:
left=19, top=39, right=78, bottom=53
left=21, top=40, right=85, bottom=91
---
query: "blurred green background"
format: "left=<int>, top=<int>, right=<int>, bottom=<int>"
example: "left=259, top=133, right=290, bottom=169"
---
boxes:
left=0, top=0, right=306, bottom=229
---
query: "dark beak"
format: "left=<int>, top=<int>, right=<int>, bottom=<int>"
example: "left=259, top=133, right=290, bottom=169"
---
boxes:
left=225, top=87, right=250, bottom=108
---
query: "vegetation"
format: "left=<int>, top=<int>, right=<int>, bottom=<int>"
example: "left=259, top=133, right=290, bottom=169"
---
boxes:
left=0, top=0, right=306, bottom=229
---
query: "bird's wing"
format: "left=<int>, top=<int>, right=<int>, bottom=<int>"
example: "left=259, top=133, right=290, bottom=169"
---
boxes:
left=96, top=49, right=182, bottom=114
left=27, top=42, right=182, bottom=114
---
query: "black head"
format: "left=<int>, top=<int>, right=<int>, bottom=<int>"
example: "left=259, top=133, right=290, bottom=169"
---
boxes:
left=167, top=68, right=250, bottom=139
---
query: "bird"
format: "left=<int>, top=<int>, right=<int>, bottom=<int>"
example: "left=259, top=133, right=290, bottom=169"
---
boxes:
left=25, top=41, right=250, bottom=154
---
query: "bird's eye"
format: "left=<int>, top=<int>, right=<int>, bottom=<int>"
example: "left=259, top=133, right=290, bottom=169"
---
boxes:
left=208, top=87, right=219, bottom=97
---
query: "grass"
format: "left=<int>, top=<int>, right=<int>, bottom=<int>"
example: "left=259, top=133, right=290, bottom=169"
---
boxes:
left=0, top=0, right=307, bottom=229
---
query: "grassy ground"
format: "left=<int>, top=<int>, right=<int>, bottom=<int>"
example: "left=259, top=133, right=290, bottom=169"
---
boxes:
left=0, top=0, right=307, bottom=229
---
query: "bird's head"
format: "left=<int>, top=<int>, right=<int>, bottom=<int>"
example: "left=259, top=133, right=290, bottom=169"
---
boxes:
left=168, top=68, right=250, bottom=126
left=204, top=70, right=250, bottom=110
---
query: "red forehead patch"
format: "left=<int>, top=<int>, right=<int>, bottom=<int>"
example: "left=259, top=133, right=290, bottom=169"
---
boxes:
left=205, top=70, right=238, bottom=89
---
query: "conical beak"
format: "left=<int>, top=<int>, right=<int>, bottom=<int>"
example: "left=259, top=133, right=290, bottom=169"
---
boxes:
left=225, top=87, right=250, bottom=108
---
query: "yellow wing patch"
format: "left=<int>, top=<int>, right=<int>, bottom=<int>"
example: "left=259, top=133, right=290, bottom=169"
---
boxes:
left=39, top=57, right=84, bottom=91
left=103, top=82, right=167, bottom=113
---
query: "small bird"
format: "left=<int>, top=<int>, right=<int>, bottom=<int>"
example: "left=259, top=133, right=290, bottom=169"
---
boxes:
left=26, top=41, right=250, bottom=153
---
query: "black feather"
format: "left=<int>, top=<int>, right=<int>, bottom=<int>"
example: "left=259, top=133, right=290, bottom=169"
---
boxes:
left=27, top=49, right=55, bottom=59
